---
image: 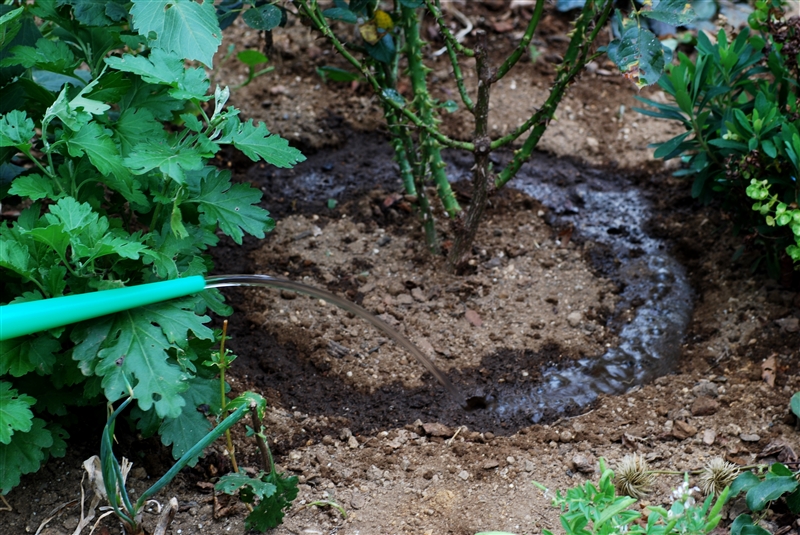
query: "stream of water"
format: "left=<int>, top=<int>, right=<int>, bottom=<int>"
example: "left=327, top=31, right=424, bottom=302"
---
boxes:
left=504, top=175, right=694, bottom=421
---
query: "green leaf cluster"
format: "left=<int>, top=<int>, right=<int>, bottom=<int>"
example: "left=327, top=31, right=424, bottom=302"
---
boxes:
left=540, top=460, right=644, bottom=535
left=637, top=0, right=800, bottom=273
left=538, top=461, right=730, bottom=535
left=0, top=0, right=303, bottom=496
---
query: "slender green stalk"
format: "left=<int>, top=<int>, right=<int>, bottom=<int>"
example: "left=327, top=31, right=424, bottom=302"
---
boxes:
left=424, top=0, right=475, bottom=57
left=426, top=0, right=474, bottom=111
left=492, top=0, right=546, bottom=82
left=217, top=320, right=241, bottom=475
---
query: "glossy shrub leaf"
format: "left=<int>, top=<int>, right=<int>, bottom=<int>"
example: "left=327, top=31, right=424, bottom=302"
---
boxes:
left=365, top=34, right=395, bottom=64
left=791, top=391, right=800, bottom=418
left=322, top=7, right=357, bottom=24
left=745, top=476, right=798, bottom=512
left=399, top=0, right=425, bottom=7
left=242, top=4, right=283, bottom=31
left=731, top=471, right=761, bottom=497
left=607, top=26, right=667, bottom=88
left=130, top=0, right=221, bottom=67
left=640, top=0, right=695, bottom=26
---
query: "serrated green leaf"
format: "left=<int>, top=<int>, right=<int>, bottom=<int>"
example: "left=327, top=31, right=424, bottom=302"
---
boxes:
left=0, top=38, right=80, bottom=74
left=745, top=476, right=798, bottom=511
left=0, top=418, right=53, bottom=494
left=217, top=472, right=277, bottom=498
left=180, top=113, right=203, bottom=133
left=158, top=375, right=218, bottom=462
left=218, top=118, right=304, bottom=168
left=130, top=0, right=221, bottom=68
left=119, top=79, right=184, bottom=121
left=28, top=224, right=71, bottom=260
left=0, top=110, right=35, bottom=147
left=45, top=86, right=91, bottom=131
left=60, top=0, right=128, bottom=26
left=0, top=236, right=33, bottom=278
left=105, top=50, right=210, bottom=101
left=245, top=469, right=299, bottom=531
left=190, top=169, right=274, bottom=244
left=9, top=174, right=60, bottom=201
left=46, top=196, right=96, bottom=232
left=85, top=71, right=132, bottom=103
left=93, top=305, right=196, bottom=418
left=0, top=382, right=36, bottom=444
left=0, top=335, right=60, bottom=377
left=67, top=122, right=142, bottom=203
left=111, top=107, right=165, bottom=157
left=124, top=140, right=204, bottom=184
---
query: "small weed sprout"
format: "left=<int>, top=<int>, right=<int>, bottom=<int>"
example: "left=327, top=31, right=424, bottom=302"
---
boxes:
left=529, top=459, right=731, bottom=535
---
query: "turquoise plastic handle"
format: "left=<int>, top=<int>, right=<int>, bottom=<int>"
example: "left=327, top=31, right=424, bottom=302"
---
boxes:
left=0, top=276, right=207, bottom=341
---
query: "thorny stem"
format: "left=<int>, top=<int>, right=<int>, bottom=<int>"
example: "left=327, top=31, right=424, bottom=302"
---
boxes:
left=492, top=0, right=546, bottom=83
left=446, top=32, right=493, bottom=270
left=425, top=0, right=475, bottom=57
left=427, top=0, right=474, bottom=112
left=495, top=0, right=614, bottom=189
left=292, top=0, right=473, bottom=152
left=400, top=5, right=460, bottom=226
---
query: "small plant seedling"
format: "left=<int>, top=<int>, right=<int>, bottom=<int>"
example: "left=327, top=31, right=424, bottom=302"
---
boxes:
left=236, top=50, right=274, bottom=89
left=98, top=387, right=272, bottom=535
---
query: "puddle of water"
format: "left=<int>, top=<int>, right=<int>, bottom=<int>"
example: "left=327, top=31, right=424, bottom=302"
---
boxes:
left=503, top=173, right=693, bottom=422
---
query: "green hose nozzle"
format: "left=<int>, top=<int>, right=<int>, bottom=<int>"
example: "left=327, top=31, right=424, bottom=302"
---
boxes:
left=0, top=276, right=207, bottom=341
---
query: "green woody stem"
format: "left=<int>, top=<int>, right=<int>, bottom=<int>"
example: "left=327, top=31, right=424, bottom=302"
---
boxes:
left=447, top=32, right=493, bottom=270
left=495, top=0, right=614, bottom=188
left=400, top=4, right=461, bottom=221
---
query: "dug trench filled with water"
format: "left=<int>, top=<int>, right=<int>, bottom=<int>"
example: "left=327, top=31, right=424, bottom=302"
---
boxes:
left=213, top=135, right=693, bottom=438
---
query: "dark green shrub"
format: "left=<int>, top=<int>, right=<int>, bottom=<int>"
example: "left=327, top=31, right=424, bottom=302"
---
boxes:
left=0, top=0, right=303, bottom=495
left=638, top=0, right=800, bottom=274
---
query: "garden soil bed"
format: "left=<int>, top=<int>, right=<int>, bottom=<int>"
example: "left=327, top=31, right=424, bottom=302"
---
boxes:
left=4, top=3, right=800, bottom=535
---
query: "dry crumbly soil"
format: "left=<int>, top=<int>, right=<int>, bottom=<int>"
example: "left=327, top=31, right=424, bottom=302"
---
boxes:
left=4, top=3, right=800, bottom=535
